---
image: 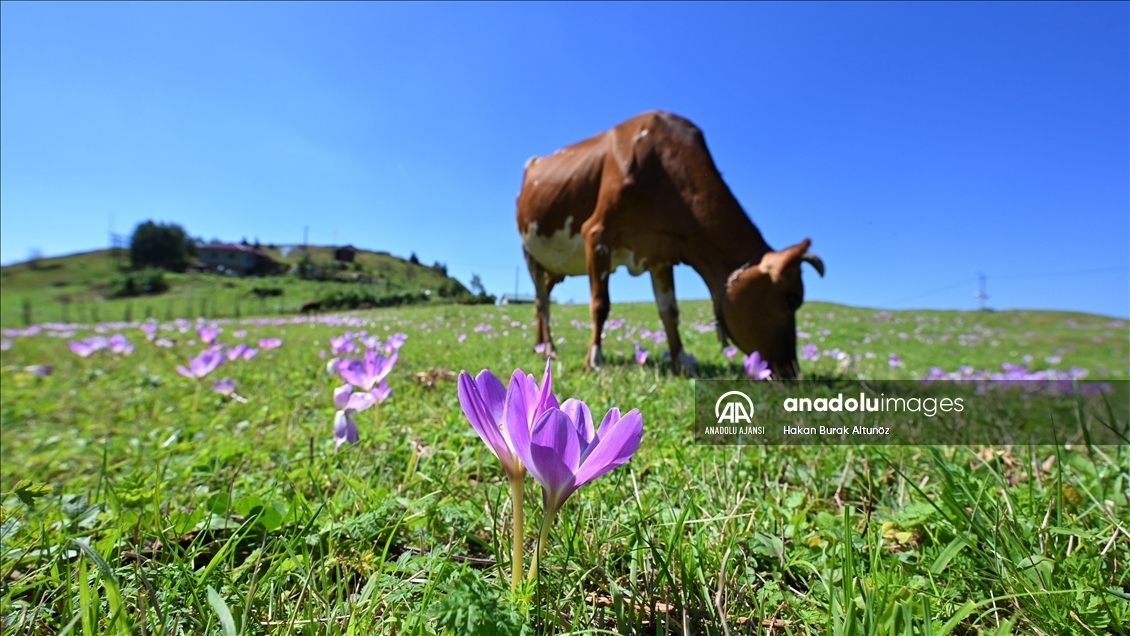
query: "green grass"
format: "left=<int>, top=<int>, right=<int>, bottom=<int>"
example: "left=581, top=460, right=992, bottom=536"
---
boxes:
left=1, top=300, right=1127, bottom=634
left=0, top=247, right=461, bottom=327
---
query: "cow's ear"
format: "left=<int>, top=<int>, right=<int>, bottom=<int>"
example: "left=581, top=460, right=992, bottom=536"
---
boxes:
left=760, top=239, right=812, bottom=282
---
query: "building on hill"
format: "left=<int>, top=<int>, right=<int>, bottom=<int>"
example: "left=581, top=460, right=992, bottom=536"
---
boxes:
left=197, top=243, right=278, bottom=276
left=499, top=294, right=536, bottom=305
left=334, top=245, right=357, bottom=262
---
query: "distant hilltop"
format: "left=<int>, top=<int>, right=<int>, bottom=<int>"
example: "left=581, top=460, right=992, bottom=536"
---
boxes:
left=0, top=243, right=495, bottom=326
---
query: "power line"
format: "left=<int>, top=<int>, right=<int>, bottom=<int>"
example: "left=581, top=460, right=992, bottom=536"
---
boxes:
left=885, top=265, right=1127, bottom=306
left=887, top=278, right=976, bottom=305
left=992, top=265, right=1127, bottom=280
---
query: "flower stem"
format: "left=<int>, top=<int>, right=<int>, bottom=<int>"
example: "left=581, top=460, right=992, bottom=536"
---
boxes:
left=191, top=381, right=201, bottom=416
left=527, top=505, right=559, bottom=582
left=509, top=477, right=524, bottom=592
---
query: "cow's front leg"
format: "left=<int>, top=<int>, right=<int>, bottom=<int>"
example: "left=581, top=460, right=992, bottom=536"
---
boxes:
left=651, top=266, right=695, bottom=376
left=524, top=248, right=559, bottom=358
left=584, top=232, right=612, bottom=371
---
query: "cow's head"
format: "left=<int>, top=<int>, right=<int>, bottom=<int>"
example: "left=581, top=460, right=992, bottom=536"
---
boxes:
left=721, top=238, right=824, bottom=379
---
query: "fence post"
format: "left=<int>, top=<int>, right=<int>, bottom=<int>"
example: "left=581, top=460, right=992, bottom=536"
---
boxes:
left=22, top=298, right=32, bottom=326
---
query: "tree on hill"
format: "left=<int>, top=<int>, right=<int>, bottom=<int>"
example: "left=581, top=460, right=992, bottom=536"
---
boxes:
left=129, top=221, right=196, bottom=272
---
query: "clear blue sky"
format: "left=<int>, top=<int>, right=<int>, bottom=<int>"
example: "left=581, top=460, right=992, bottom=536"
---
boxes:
left=2, top=2, right=1127, bottom=317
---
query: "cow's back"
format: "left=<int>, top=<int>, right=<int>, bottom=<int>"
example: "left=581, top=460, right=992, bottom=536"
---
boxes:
left=518, top=111, right=760, bottom=277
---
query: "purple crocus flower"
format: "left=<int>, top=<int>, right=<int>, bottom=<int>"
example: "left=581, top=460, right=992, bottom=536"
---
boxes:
left=226, top=343, right=249, bottom=361
left=330, top=335, right=356, bottom=355
left=800, top=343, right=820, bottom=361
left=458, top=362, right=559, bottom=480
left=332, top=384, right=379, bottom=451
left=69, top=340, right=96, bottom=357
left=633, top=342, right=648, bottom=366
left=259, top=338, right=282, bottom=350
left=155, top=338, right=174, bottom=348
left=338, top=349, right=398, bottom=391
left=140, top=324, right=157, bottom=341
left=743, top=351, right=772, bottom=380
left=509, top=396, right=643, bottom=521
left=212, top=377, right=236, bottom=395
left=109, top=334, right=133, bottom=355
left=458, top=333, right=467, bottom=343
left=722, top=345, right=738, bottom=361
left=176, top=349, right=224, bottom=379
left=888, top=353, right=901, bottom=368
left=233, top=330, right=247, bottom=338
left=24, top=365, right=52, bottom=377
left=198, top=328, right=220, bottom=345
left=534, top=342, right=547, bottom=354
left=383, top=333, right=408, bottom=355
left=242, top=347, right=259, bottom=360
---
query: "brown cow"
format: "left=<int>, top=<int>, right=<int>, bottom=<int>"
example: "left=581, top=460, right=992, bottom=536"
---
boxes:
left=516, top=111, right=824, bottom=377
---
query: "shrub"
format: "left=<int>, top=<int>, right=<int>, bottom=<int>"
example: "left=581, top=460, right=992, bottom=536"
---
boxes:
left=250, top=287, right=284, bottom=298
left=318, top=289, right=428, bottom=310
left=107, top=269, right=168, bottom=298
left=129, top=221, right=196, bottom=271
left=457, top=292, right=497, bottom=305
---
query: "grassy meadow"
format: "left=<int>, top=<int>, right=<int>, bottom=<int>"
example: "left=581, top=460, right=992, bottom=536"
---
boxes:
left=1, top=298, right=1128, bottom=634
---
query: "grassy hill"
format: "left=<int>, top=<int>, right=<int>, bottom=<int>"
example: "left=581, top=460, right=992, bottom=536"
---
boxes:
left=0, top=245, right=471, bottom=327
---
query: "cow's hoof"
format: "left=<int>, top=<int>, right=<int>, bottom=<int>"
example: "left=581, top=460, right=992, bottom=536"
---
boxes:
left=673, top=351, right=698, bottom=378
left=585, top=345, right=603, bottom=371
left=532, top=344, right=558, bottom=360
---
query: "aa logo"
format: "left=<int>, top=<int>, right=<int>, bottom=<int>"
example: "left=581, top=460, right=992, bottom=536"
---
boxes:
left=715, top=390, right=755, bottom=424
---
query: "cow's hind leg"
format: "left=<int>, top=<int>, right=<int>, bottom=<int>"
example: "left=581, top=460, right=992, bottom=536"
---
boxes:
left=524, top=248, right=560, bottom=358
left=583, top=231, right=612, bottom=371
left=651, top=266, right=695, bottom=376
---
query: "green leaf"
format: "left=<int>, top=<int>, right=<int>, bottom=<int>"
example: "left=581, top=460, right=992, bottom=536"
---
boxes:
left=10, top=479, right=51, bottom=507
left=930, top=536, right=968, bottom=575
left=207, top=586, right=238, bottom=636
left=936, top=600, right=976, bottom=636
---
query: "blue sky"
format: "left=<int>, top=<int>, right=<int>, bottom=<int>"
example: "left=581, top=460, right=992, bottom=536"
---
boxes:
left=2, top=2, right=1127, bottom=316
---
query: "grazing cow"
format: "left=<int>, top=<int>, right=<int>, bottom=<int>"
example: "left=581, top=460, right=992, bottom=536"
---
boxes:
left=517, top=111, right=824, bottom=377
left=299, top=300, right=323, bottom=314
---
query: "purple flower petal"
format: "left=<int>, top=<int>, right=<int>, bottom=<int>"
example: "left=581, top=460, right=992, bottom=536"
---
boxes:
left=333, top=384, right=353, bottom=411
left=560, top=398, right=595, bottom=445
left=370, top=381, right=392, bottom=402
left=346, top=390, right=376, bottom=413
left=504, top=370, right=538, bottom=481
left=459, top=370, right=518, bottom=477
left=334, top=411, right=359, bottom=451
left=573, top=408, right=643, bottom=488
left=529, top=408, right=583, bottom=507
